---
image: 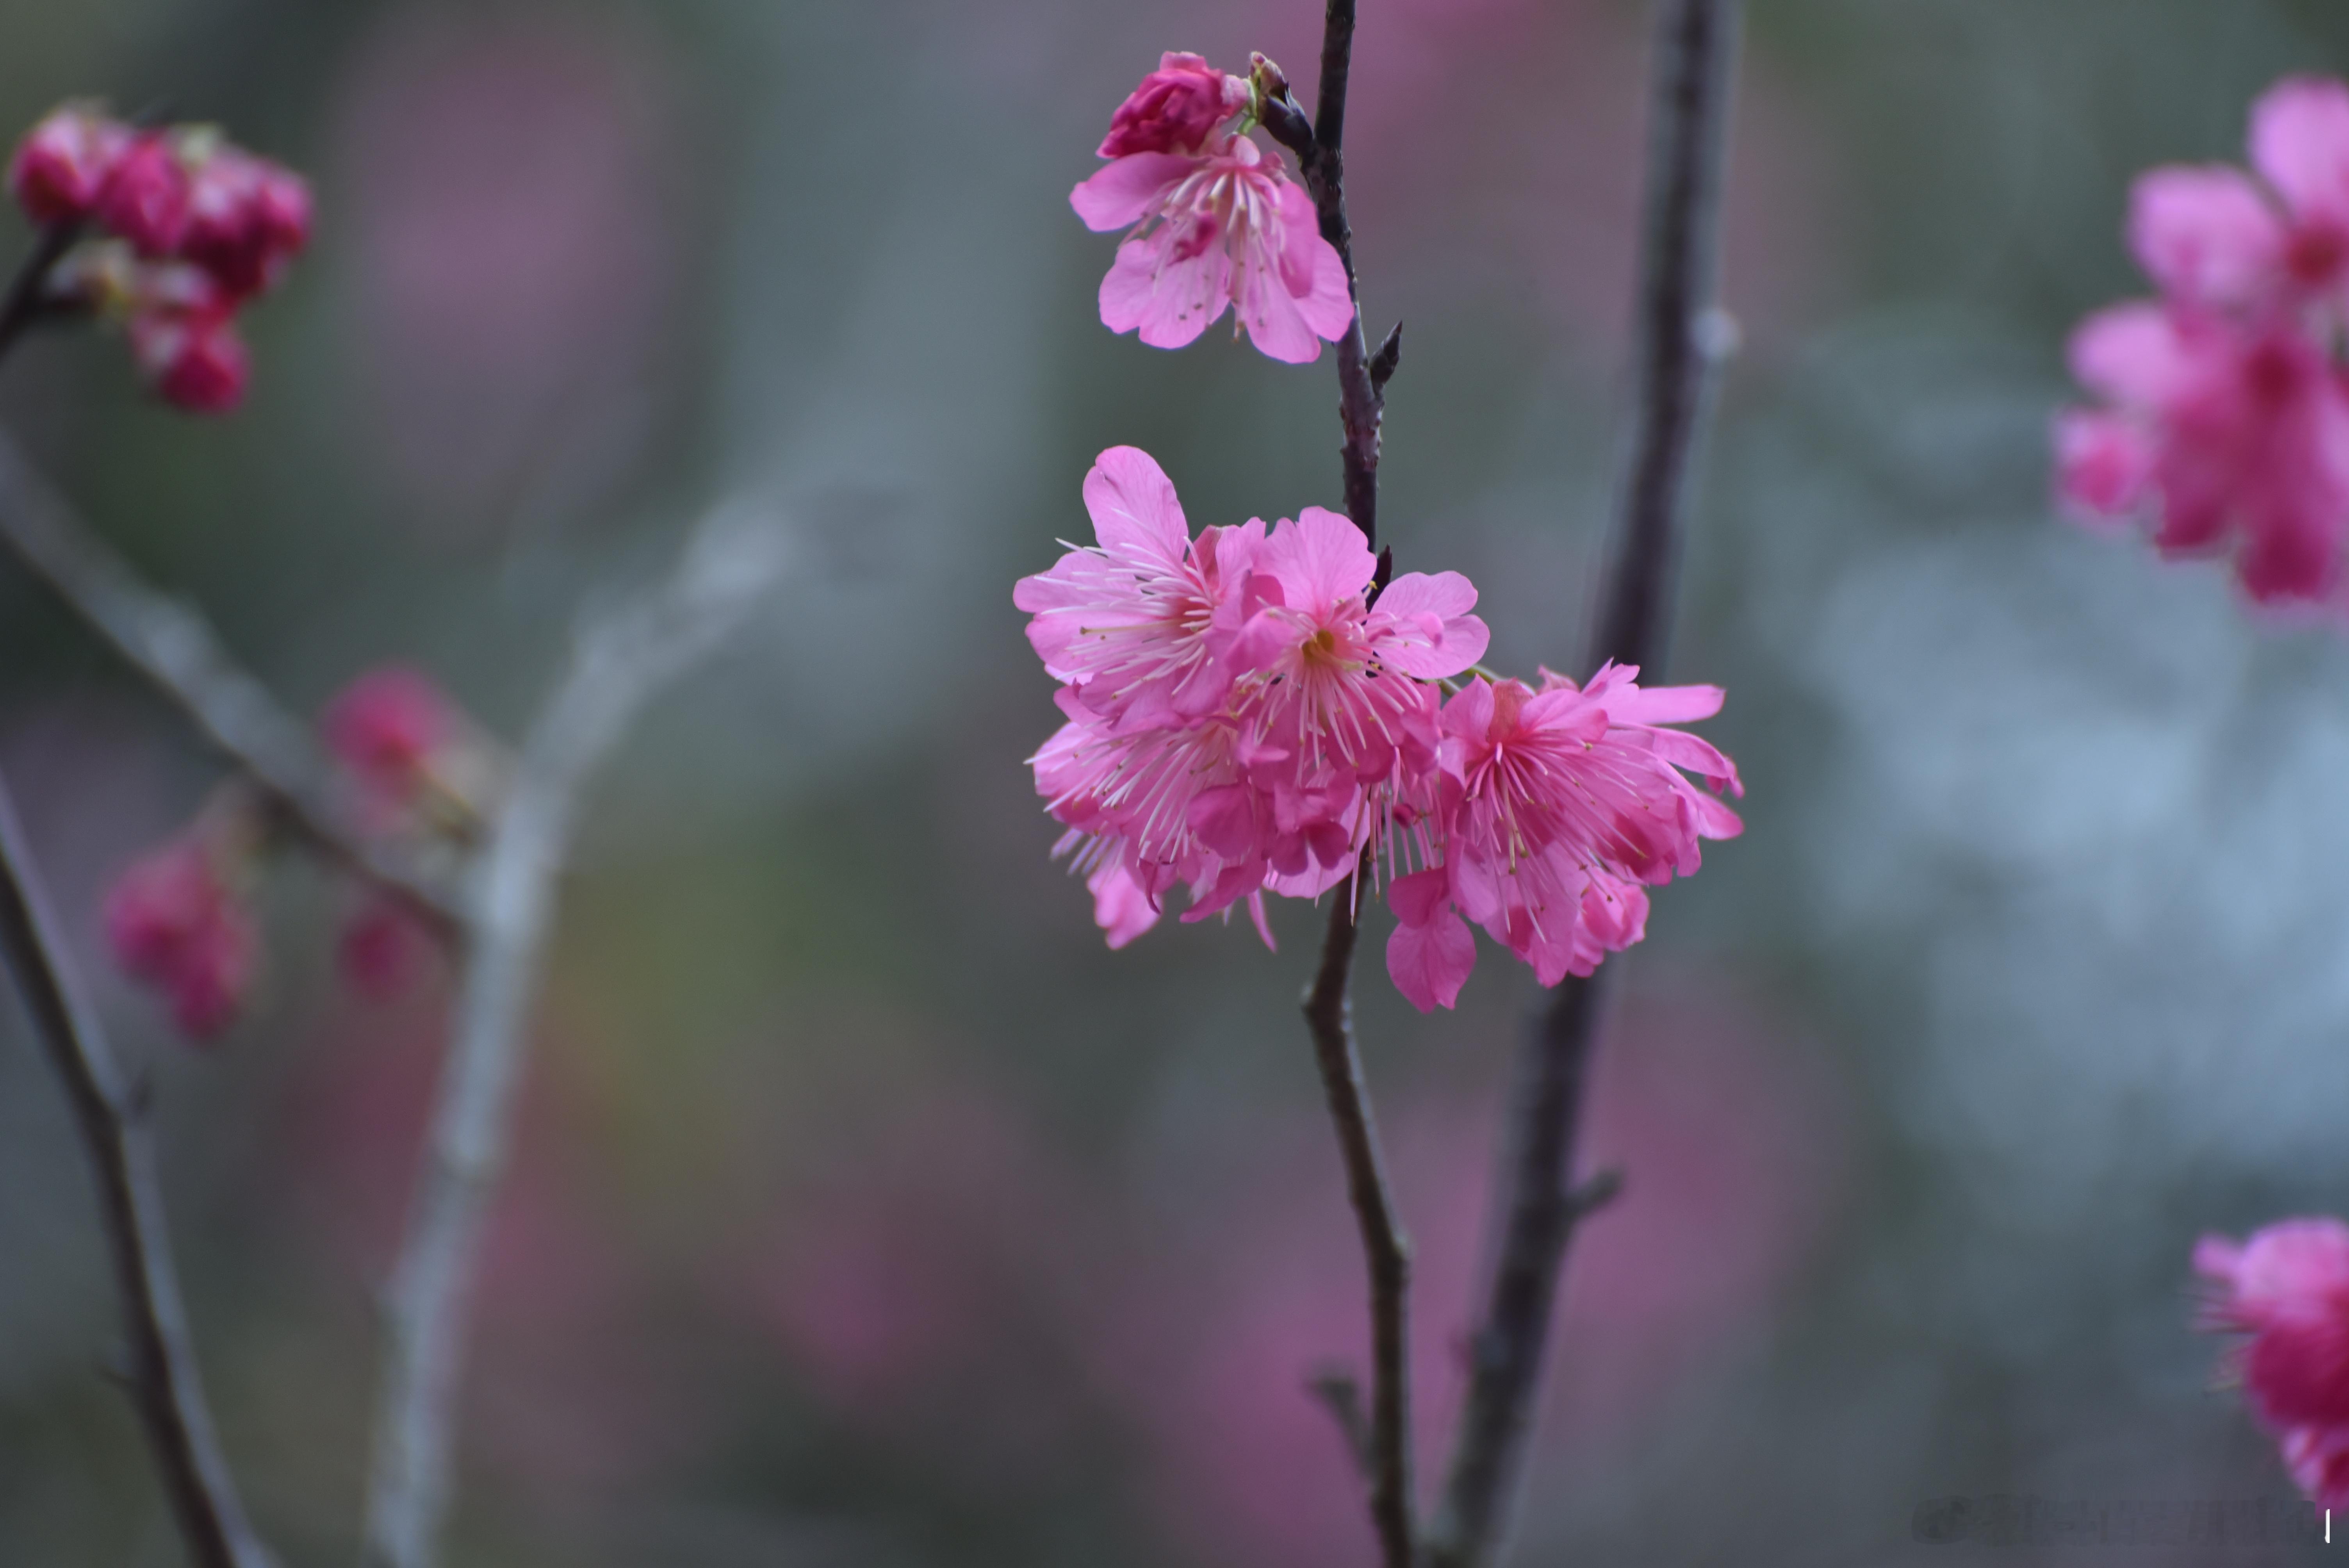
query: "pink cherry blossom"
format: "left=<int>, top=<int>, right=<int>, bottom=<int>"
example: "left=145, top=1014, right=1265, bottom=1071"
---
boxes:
left=2197, top=1219, right=2349, bottom=1434
left=97, top=132, right=193, bottom=257
left=323, top=665, right=452, bottom=810
left=103, top=837, right=257, bottom=1040
left=1096, top=52, right=1250, bottom=160
left=1073, top=125, right=1352, bottom=364
left=129, top=305, right=249, bottom=414
left=1012, top=446, right=1262, bottom=734
left=339, top=892, right=430, bottom=1001
left=1384, top=665, right=1741, bottom=1010
left=181, top=146, right=312, bottom=300
left=7, top=104, right=129, bottom=226
left=2058, top=302, right=2349, bottom=603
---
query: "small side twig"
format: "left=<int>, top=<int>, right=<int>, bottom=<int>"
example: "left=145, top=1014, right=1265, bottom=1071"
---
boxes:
left=1308, top=1368, right=1374, bottom=1477
left=0, top=771, right=274, bottom=1568
left=1428, top=3, right=1743, bottom=1565
left=1301, top=869, right=1415, bottom=1568
left=0, top=426, right=463, bottom=937
left=360, top=506, right=786, bottom=1568
left=0, top=219, right=83, bottom=363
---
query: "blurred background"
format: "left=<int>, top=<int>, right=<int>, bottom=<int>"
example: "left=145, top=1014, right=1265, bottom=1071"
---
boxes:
left=3, top=0, right=2349, bottom=1562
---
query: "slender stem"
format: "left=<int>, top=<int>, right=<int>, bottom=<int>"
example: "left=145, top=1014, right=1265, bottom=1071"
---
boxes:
left=0, top=426, right=465, bottom=937
left=1301, top=870, right=1415, bottom=1568
left=1428, top=3, right=1743, bottom=1564
left=0, top=219, right=82, bottom=363
left=0, top=771, right=274, bottom=1568
left=361, top=512, right=784, bottom=1568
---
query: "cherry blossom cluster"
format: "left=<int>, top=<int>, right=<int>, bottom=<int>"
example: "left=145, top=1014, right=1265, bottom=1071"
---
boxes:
left=6, top=103, right=310, bottom=412
left=104, top=667, right=472, bottom=1038
left=1017, top=448, right=1742, bottom=1011
left=2057, top=77, right=2349, bottom=607
left=2196, top=1219, right=2349, bottom=1510
left=1071, top=52, right=1352, bottom=363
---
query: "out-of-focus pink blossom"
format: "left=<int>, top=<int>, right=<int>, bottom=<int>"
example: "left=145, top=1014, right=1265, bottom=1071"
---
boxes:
left=2059, top=303, right=2349, bottom=603
left=1097, top=52, right=1250, bottom=159
left=2198, top=1219, right=2349, bottom=1438
left=128, top=306, right=249, bottom=414
left=103, top=837, right=257, bottom=1039
left=1383, top=664, right=1741, bottom=1010
left=182, top=147, right=312, bottom=299
left=2059, top=75, right=2349, bottom=608
left=1073, top=107, right=1351, bottom=363
left=338, top=893, right=429, bottom=1001
left=97, top=133, right=193, bottom=257
left=7, top=103, right=128, bottom=225
left=323, top=665, right=451, bottom=810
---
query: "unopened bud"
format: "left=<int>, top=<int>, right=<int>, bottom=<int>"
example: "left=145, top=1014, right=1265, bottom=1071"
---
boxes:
left=97, top=132, right=193, bottom=257
left=7, top=103, right=129, bottom=226
left=128, top=306, right=248, bottom=413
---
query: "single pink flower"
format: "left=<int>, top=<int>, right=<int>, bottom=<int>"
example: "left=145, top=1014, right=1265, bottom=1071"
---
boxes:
left=323, top=665, right=451, bottom=810
left=2197, top=1219, right=2349, bottom=1431
left=339, top=893, right=429, bottom=1001
left=97, top=132, right=193, bottom=257
left=103, top=837, right=257, bottom=1041
left=1384, top=665, right=1741, bottom=1010
left=2060, top=302, right=2349, bottom=604
left=1012, top=446, right=1263, bottom=734
left=2283, top=1425, right=2349, bottom=1512
left=1073, top=135, right=1353, bottom=363
left=129, top=306, right=249, bottom=413
left=181, top=146, right=311, bottom=300
left=7, top=104, right=129, bottom=226
left=1096, top=52, right=1251, bottom=160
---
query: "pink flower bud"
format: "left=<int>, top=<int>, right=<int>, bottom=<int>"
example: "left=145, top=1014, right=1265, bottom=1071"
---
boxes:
left=182, top=148, right=311, bottom=299
left=103, top=838, right=256, bottom=1042
left=97, top=132, right=193, bottom=257
left=7, top=104, right=129, bottom=225
left=128, top=306, right=249, bottom=413
left=337, top=894, right=426, bottom=1001
left=1096, top=52, right=1250, bottom=159
left=323, top=666, right=451, bottom=810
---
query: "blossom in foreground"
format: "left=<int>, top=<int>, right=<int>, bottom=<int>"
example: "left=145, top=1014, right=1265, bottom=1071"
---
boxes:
left=2196, top=1218, right=2349, bottom=1509
left=1072, top=53, right=1351, bottom=363
left=2056, top=75, right=2349, bottom=607
left=104, top=837, right=257, bottom=1039
left=1019, top=448, right=1738, bottom=1008
left=5, top=104, right=310, bottom=412
left=1385, top=665, right=1743, bottom=1010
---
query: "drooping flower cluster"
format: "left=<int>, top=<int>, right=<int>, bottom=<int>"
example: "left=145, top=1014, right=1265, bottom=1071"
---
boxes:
left=2196, top=1219, right=2349, bottom=1509
left=104, top=665, right=478, bottom=1037
left=1018, top=448, right=1742, bottom=1010
left=1071, top=53, right=1352, bottom=364
left=2057, top=76, right=2349, bottom=606
left=6, top=103, right=310, bottom=411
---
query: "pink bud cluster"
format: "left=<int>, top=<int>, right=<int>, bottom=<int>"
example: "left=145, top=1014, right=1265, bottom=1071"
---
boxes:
left=102, top=666, right=461, bottom=1038
left=1071, top=53, right=1352, bottom=363
left=2057, top=77, right=2349, bottom=607
left=6, top=103, right=310, bottom=412
left=1017, top=449, right=1742, bottom=1011
left=2196, top=1219, right=2349, bottom=1510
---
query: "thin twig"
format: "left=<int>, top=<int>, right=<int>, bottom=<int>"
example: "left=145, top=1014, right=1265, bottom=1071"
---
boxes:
left=1427, top=4, right=1742, bottom=1565
left=360, top=506, right=787, bottom=1568
left=1301, top=870, right=1415, bottom=1568
left=0, top=426, right=464, bottom=936
left=0, top=219, right=84, bottom=363
left=1259, top=0, right=1388, bottom=547
left=0, top=771, right=274, bottom=1568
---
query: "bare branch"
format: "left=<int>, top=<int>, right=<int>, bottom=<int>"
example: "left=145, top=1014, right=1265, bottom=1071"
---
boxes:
left=1428, top=5, right=1743, bottom=1564
left=360, top=504, right=788, bottom=1568
left=0, top=219, right=84, bottom=362
left=1301, top=871, right=1415, bottom=1568
left=0, top=772, right=274, bottom=1568
left=0, top=427, right=464, bottom=935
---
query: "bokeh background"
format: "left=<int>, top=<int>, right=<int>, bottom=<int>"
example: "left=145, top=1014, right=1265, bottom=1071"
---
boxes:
left=3, top=0, right=2349, bottom=1562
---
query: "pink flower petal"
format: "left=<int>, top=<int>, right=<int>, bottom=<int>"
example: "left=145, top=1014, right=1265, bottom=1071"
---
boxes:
left=2127, top=165, right=2283, bottom=307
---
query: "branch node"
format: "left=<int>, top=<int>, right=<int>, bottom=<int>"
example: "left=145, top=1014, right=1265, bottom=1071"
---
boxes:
left=1307, top=1367, right=1374, bottom=1475
left=1369, top=321, right=1403, bottom=391
left=1568, top=1166, right=1624, bottom=1219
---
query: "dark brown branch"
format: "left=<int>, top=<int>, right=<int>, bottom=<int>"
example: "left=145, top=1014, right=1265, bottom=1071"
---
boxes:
left=0, top=771, right=274, bottom=1568
left=0, top=427, right=464, bottom=937
left=1258, top=0, right=1388, bottom=547
left=0, top=219, right=84, bottom=363
left=1301, top=871, right=1415, bottom=1568
left=1428, top=3, right=1743, bottom=1565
